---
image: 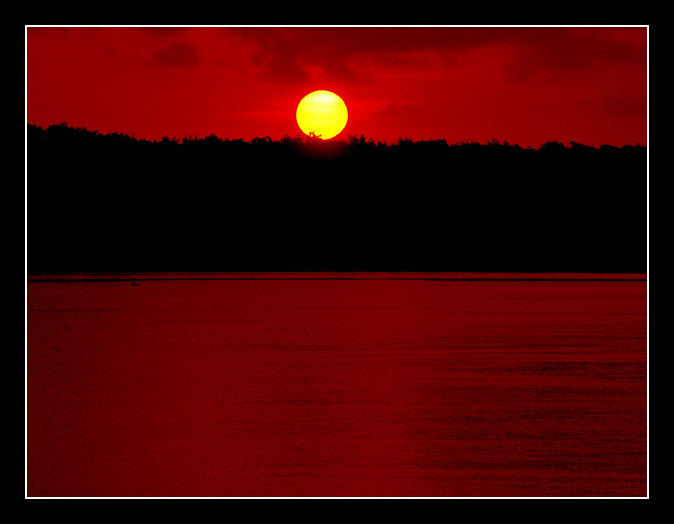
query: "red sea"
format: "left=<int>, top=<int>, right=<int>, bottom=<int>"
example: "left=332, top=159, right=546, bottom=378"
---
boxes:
left=26, top=272, right=648, bottom=497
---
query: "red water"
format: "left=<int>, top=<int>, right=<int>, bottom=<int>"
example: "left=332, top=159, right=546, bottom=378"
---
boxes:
left=26, top=274, right=647, bottom=497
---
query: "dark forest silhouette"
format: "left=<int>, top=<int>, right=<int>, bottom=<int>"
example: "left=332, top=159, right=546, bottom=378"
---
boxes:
left=27, top=123, right=646, bottom=273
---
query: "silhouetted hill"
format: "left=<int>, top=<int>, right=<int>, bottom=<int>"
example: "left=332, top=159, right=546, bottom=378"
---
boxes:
left=26, top=123, right=647, bottom=273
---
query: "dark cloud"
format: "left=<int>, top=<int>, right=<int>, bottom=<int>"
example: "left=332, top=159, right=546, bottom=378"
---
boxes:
left=577, top=92, right=646, bottom=125
left=235, top=27, right=512, bottom=84
left=153, top=42, right=200, bottom=67
left=591, top=39, right=643, bottom=64
left=232, top=27, right=646, bottom=85
left=502, top=28, right=646, bottom=83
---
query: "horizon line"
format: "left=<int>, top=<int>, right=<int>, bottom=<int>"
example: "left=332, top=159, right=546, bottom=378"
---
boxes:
left=26, top=122, right=647, bottom=150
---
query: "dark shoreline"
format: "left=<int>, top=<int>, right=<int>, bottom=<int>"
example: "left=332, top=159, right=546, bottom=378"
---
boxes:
left=27, top=124, right=647, bottom=274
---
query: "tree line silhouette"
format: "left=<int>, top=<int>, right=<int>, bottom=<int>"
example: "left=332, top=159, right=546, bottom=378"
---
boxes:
left=27, top=123, right=646, bottom=273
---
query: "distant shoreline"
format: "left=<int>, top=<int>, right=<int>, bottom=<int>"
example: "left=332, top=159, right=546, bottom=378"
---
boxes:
left=26, top=271, right=647, bottom=283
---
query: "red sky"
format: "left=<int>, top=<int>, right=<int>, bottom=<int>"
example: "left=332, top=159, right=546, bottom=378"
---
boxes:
left=26, top=26, right=648, bottom=147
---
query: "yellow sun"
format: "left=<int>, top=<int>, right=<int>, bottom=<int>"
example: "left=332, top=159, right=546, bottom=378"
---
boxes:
left=296, top=90, right=348, bottom=140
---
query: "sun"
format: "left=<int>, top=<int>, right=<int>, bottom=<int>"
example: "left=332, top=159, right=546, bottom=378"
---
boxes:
left=296, top=90, right=348, bottom=140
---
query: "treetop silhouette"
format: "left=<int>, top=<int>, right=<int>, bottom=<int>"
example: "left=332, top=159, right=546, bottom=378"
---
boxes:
left=26, top=123, right=646, bottom=274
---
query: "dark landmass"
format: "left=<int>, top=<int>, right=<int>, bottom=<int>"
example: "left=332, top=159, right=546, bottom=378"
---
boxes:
left=26, top=123, right=647, bottom=273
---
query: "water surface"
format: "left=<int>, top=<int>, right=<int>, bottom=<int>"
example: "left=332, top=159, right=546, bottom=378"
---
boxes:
left=27, top=273, right=647, bottom=497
